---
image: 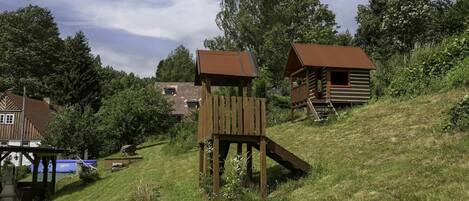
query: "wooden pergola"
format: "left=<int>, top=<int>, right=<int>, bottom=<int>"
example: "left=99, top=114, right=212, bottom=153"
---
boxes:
left=0, top=146, right=64, bottom=200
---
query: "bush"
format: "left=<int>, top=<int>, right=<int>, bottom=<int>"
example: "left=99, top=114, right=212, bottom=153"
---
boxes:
left=446, top=95, right=469, bottom=131
left=221, top=155, right=247, bottom=200
left=162, top=122, right=197, bottom=155
left=127, top=179, right=160, bottom=201
left=78, top=162, right=99, bottom=183
left=443, top=57, right=469, bottom=89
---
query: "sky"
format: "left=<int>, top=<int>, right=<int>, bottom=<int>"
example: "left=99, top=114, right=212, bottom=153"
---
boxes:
left=0, top=0, right=368, bottom=77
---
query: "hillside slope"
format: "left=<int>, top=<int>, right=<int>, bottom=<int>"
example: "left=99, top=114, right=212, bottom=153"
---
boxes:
left=53, top=88, right=469, bottom=201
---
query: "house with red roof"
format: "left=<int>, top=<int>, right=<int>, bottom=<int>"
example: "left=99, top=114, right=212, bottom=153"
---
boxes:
left=0, top=91, right=55, bottom=165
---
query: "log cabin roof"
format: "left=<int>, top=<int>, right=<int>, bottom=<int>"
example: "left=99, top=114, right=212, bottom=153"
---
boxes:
left=195, top=50, right=258, bottom=86
left=284, top=43, right=375, bottom=77
left=0, top=91, right=54, bottom=139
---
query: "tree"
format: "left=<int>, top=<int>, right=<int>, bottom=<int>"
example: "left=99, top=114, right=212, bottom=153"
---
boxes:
left=54, top=31, right=102, bottom=111
left=45, top=105, right=101, bottom=158
left=155, top=45, right=195, bottom=82
left=205, top=0, right=338, bottom=83
left=97, top=88, right=174, bottom=153
left=355, top=0, right=465, bottom=60
left=0, top=5, right=64, bottom=97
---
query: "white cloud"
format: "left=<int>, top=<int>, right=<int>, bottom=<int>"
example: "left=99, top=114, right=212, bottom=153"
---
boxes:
left=62, top=0, right=221, bottom=41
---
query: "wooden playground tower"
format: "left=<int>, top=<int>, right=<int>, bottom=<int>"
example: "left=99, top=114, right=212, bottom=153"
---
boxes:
left=196, top=50, right=310, bottom=198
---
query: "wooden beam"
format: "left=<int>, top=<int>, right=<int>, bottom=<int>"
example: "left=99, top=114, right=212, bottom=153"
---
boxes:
left=0, top=151, right=12, bottom=161
left=291, top=67, right=305, bottom=77
left=199, top=143, right=204, bottom=184
left=246, top=144, right=252, bottom=179
left=22, top=152, right=34, bottom=164
left=237, top=143, right=242, bottom=156
left=32, top=153, right=39, bottom=186
left=51, top=156, right=57, bottom=193
left=42, top=156, right=49, bottom=186
left=260, top=137, right=267, bottom=198
left=212, top=135, right=220, bottom=195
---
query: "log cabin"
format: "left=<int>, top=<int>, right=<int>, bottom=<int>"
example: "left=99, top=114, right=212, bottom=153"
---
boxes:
left=0, top=91, right=55, bottom=166
left=284, top=43, right=376, bottom=120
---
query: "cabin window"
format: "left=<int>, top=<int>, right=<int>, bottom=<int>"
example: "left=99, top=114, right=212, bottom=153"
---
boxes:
left=163, top=87, right=177, bottom=95
left=22, top=141, right=30, bottom=146
left=0, top=114, right=14, bottom=124
left=187, top=100, right=200, bottom=109
left=0, top=140, right=8, bottom=146
left=330, top=71, right=350, bottom=86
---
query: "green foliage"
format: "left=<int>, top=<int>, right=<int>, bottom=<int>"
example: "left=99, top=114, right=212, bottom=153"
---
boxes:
left=53, top=31, right=102, bottom=111
left=78, top=164, right=99, bottom=183
left=97, top=88, right=173, bottom=154
left=443, top=57, right=469, bottom=88
left=163, top=122, right=197, bottom=155
left=446, top=95, right=469, bottom=131
left=205, top=0, right=338, bottom=83
left=221, top=155, right=247, bottom=201
left=127, top=179, right=160, bottom=201
left=0, top=5, right=64, bottom=97
left=99, top=66, right=150, bottom=98
left=45, top=105, right=101, bottom=158
left=155, top=45, right=195, bottom=82
left=356, top=0, right=465, bottom=60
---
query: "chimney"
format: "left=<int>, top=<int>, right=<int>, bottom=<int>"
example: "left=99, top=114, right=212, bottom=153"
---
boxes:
left=43, top=97, right=51, bottom=105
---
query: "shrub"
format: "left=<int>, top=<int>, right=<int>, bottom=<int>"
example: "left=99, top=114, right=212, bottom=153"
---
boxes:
left=221, top=155, right=247, bottom=200
left=446, top=95, right=469, bottom=131
left=162, top=122, right=197, bottom=155
left=127, top=179, right=160, bottom=201
left=78, top=162, right=99, bottom=183
left=443, top=57, right=469, bottom=88
left=267, top=106, right=294, bottom=127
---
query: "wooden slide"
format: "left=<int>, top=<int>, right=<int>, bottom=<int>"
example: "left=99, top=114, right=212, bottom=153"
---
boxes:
left=252, top=137, right=311, bottom=173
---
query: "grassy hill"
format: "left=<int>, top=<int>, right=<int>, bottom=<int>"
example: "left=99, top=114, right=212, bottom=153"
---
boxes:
left=53, top=88, right=469, bottom=201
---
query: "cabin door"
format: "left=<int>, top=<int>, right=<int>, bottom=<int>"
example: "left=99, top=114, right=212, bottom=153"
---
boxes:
left=316, top=69, right=323, bottom=99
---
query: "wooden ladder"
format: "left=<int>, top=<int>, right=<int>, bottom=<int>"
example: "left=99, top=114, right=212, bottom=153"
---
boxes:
left=307, top=98, right=338, bottom=122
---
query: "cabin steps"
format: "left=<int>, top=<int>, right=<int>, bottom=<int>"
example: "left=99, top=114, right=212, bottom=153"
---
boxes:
left=307, top=99, right=338, bottom=122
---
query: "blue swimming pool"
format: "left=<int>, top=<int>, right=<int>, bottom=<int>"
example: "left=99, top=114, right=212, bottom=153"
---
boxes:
left=30, top=160, right=97, bottom=173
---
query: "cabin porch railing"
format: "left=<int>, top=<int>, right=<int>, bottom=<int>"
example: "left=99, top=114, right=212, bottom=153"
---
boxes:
left=291, top=83, right=308, bottom=104
left=198, top=95, right=266, bottom=142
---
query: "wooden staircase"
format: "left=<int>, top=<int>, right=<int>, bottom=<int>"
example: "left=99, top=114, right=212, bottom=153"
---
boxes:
left=307, top=99, right=338, bottom=122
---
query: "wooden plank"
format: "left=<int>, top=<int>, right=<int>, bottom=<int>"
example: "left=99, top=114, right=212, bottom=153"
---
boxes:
left=219, top=96, right=225, bottom=134
left=225, top=97, right=232, bottom=134
left=199, top=143, right=204, bottom=184
left=231, top=97, right=237, bottom=135
left=246, top=144, right=252, bottom=179
left=255, top=99, right=261, bottom=135
left=243, top=97, right=249, bottom=135
left=212, top=135, right=220, bottom=195
left=260, top=137, right=267, bottom=198
left=208, top=97, right=213, bottom=138
left=247, top=97, right=253, bottom=135
left=261, top=99, right=266, bottom=136
left=237, top=97, right=243, bottom=135
left=213, top=96, right=219, bottom=134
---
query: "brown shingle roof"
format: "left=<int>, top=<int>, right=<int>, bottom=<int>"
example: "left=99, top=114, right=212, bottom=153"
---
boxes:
left=2, top=92, right=54, bottom=135
left=195, top=50, right=258, bottom=86
left=284, top=43, right=375, bottom=77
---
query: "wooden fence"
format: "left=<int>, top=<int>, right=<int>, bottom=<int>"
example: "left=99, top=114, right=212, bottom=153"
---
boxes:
left=198, top=96, right=266, bottom=142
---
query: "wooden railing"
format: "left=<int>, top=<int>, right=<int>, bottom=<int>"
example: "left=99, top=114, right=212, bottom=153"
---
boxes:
left=291, top=83, right=308, bottom=104
left=198, top=96, right=266, bottom=142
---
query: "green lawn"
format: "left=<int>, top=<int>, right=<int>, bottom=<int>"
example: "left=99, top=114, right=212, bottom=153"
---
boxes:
left=53, top=88, right=469, bottom=200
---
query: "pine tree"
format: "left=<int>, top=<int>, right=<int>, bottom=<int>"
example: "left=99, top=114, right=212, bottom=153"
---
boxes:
left=56, top=31, right=102, bottom=111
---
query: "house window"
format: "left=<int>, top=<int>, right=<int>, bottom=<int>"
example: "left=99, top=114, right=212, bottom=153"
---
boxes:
left=0, top=114, right=14, bottom=124
left=163, top=87, right=177, bottom=95
left=187, top=100, right=200, bottom=109
left=330, top=71, right=350, bottom=86
left=22, top=141, right=30, bottom=146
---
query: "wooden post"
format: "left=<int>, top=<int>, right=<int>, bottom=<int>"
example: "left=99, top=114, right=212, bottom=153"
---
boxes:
left=51, top=156, right=57, bottom=193
left=290, top=77, right=294, bottom=122
left=199, top=143, right=204, bottom=183
left=42, top=156, right=49, bottom=186
left=237, top=143, right=242, bottom=156
left=212, top=135, right=220, bottom=195
left=260, top=137, right=267, bottom=198
left=246, top=144, right=252, bottom=179
left=32, top=154, right=39, bottom=186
